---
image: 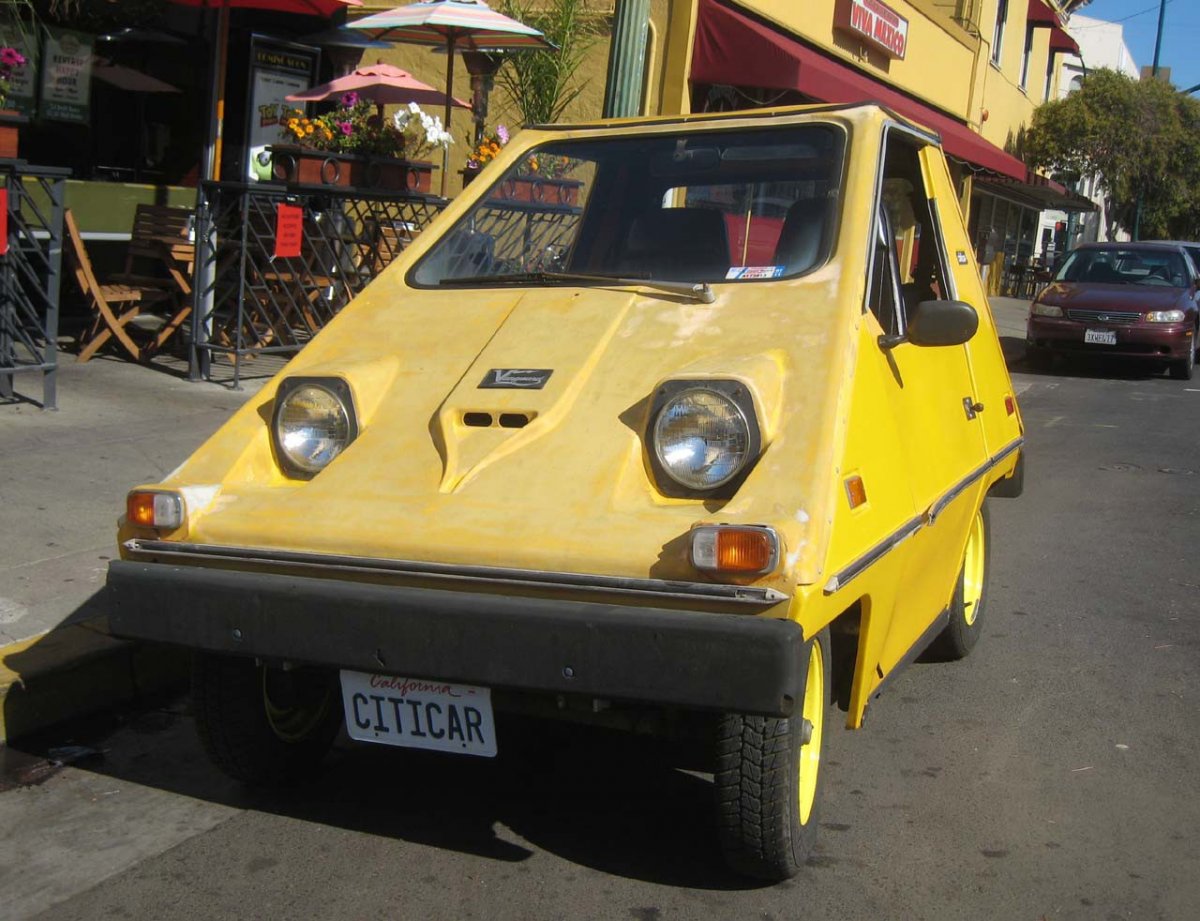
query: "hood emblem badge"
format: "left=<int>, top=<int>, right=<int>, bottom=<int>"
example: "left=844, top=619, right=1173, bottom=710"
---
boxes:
left=479, top=369, right=553, bottom=389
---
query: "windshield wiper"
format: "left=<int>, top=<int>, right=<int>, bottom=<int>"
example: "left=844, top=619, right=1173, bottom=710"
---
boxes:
left=439, top=271, right=716, bottom=304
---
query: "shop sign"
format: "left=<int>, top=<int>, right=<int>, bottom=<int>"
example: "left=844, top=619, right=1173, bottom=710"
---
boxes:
left=41, top=28, right=93, bottom=123
left=274, top=203, right=304, bottom=259
left=245, top=36, right=319, bottom=180
left=834, top=0, right=909, bottom=60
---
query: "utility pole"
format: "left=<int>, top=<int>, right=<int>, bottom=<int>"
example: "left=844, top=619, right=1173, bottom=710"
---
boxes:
left=1135, top=0, right=1169, bottom=240
left=1152, top=0, right=1167, bottom=76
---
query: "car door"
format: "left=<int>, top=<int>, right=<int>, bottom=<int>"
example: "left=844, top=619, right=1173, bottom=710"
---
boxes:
left=865, top=128, right=990, bottom=673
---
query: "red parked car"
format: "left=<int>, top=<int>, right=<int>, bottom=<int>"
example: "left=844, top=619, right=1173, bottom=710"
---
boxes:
left=1026, top=242, right=1200, bottom=380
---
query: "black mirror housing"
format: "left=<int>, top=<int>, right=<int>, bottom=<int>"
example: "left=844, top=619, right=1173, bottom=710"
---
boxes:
left=902, top=299, right=979, bottom=348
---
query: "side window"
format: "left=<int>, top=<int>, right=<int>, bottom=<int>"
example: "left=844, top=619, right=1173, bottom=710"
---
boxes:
left=877, top=133, right=952, bottom=326
left=868, top=211, right=900, bottom=336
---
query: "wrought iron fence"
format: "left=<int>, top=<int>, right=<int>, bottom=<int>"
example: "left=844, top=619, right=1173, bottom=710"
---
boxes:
left=0, top=163, right=69, bottom=409
left=187, top=180, right=586, bottom=388
left=188, top=181, right=449, bottom=387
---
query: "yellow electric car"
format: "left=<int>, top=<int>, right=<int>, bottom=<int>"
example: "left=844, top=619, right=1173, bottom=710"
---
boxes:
left=109, top=104, right=1024, bottom=880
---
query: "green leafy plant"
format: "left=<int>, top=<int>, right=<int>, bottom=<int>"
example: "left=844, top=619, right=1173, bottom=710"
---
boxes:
left=495, top=0, right=601, bottom=125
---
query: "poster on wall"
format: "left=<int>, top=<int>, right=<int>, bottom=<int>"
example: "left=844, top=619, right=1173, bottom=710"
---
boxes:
left=244, top=36, right=319, bottom=179
left=0, top=28, right=39, bottom=117
left=41, top=28, right=93, bottom=123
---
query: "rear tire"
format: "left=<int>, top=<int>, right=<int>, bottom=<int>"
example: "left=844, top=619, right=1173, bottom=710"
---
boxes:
left=931, top=502, right=990, bottom=660
left=192, top=653, right=342, bottom=785
left=715, top=627, right=831, bottom=880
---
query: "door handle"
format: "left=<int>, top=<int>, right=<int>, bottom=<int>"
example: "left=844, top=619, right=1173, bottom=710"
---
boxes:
left=963, top=397, right=984, bottom=420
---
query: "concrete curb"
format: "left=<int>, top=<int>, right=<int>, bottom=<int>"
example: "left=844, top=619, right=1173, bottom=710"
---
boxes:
left=0, top=611, right=188, bottom=744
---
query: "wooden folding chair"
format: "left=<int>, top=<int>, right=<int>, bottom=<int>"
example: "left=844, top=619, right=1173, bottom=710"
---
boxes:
left=113, top=204, right=197, bottom=354
left=64, top=210, right=176, bottom=362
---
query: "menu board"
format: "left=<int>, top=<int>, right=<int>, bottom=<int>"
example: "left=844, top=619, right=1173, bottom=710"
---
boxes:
left=41, top=28, right=93, bottom=123
left=245, top=36, right=319, bottom=179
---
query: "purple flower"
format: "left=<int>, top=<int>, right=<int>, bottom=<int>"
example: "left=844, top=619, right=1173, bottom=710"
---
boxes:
left=341, top=92, right=359, bottom=108
left=496, top=124, right=509, bottom=145
left=339, top=121, right=353, bottom=135
left=0, top=48, right=25, bottom=69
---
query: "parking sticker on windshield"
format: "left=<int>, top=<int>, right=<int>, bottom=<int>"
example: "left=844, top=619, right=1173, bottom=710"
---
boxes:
left=726, top=266, right=785, bottom=280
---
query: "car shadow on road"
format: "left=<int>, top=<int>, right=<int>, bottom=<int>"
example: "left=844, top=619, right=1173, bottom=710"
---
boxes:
left=6, top=700, right=786, bottom=891
left=1000, top=335, right=1173, bottom=382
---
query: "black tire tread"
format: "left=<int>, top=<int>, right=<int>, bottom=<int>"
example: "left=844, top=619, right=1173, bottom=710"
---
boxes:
left=192, top=654, right=338, bottom=785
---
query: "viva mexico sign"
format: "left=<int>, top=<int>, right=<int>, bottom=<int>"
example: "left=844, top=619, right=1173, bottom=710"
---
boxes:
left=834, top=0, right=909, bottom=60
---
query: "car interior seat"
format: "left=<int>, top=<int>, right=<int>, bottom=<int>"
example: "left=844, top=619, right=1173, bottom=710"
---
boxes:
left=615, top=208, right=730, bottom=280
left=1085, top=261, right=1120, bottom=283
left=773, top=201, right=827, bottom=274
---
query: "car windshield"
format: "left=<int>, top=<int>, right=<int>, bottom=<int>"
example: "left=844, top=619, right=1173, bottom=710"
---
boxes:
left=1055, top=248, right=1190, bottom=287
left=411, top=123, right=846, bottom=289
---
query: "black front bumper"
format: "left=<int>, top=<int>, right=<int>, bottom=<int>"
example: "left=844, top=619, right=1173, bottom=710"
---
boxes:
left=107, top=561, right=805, bottom=717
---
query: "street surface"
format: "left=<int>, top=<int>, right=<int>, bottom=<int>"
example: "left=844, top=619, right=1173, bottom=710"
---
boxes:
left=2, top=353, right=1199, bottom=920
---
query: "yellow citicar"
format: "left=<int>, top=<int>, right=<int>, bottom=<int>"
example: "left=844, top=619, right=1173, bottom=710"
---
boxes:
left=110, top=104, right=1023, bottom=880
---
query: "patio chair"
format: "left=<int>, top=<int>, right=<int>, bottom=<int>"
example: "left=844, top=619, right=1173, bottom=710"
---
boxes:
left=64, top=210, right=177, bottom=362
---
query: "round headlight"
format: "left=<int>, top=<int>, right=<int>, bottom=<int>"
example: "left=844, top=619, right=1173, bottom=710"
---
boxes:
left=275, top=383, right=351, bottom=475
left=653, top=389, right=751, bottom=490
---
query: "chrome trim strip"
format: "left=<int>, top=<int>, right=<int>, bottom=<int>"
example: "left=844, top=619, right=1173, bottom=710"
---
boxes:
left=823, top=515, right=923, bottom=595
left=927, top=437, right=1024, bottom=523
left=122, top=540, right=790, bottom=606
left=823, top=437, right=1024, bottom=595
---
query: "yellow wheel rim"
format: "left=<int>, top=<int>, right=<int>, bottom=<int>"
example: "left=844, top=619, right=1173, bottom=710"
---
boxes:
left=262, top=670, right=333, bottom=743
left=962, top=509, right=986, bottom=626
left=797, top=640, right=824, bottom=825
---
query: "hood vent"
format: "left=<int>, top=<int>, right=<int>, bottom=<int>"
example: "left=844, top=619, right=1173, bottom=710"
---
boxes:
left=462, top=411, right=533, bottom=428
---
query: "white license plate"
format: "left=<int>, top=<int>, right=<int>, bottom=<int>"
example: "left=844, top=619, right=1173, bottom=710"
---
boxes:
left=1085, top=328, right=1117, bottom=345
left=340, top=670, right=497, bottom=758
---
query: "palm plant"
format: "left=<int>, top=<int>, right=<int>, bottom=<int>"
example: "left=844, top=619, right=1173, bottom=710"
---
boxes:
left=495, top=0, right=601, bottom=125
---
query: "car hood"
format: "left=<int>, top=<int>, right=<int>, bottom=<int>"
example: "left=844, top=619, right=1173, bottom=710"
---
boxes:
left=141, top=269, right=855, bottom=590
left=1037, top=281, right=1190, bottom=312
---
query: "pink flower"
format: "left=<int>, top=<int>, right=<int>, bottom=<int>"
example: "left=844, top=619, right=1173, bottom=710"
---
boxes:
left=339, top=121, right=353, bottom=135
left=341, top=92, right=359, bottom=108
left=0, top=48, right=25, bottom=69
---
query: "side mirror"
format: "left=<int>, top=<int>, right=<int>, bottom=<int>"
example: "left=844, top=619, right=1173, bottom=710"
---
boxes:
left=880, top=300, right=979, bottom=349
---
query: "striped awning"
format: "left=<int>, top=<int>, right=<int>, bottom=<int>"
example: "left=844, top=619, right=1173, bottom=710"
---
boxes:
left=347, top=0, right=551, bottom=51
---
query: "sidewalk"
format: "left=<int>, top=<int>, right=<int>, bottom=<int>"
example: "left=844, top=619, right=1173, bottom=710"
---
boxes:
left=0, top=355, right=267, bottom=742
left=0, top=297, right=1033, bottom=744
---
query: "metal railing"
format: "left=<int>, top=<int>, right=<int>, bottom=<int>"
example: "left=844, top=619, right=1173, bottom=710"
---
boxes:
left=188, top=181, right=449, bottom=388
left=0, top=162, right=69, bottom=409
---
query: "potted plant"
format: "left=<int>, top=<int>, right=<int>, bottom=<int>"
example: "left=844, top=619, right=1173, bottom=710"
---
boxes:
left=0, top=43, right=28, bottom=159
left=270, top=94, right=452, bottom=193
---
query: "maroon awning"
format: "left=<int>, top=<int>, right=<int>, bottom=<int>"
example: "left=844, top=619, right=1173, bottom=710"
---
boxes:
left=1027, top=0, right=1060, bottom=27
left=692, top=0, right=1029, bottom=182
left=1049, top=27, right=1080, bottom=55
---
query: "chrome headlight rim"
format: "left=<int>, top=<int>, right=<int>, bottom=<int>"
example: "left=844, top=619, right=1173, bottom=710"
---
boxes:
left=646, top=379, right=762, bottom=498
left=271, top=376, right=359, bottom=480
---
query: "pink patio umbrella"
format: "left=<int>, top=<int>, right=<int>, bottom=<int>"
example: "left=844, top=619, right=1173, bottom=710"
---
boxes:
left=169, top=0, right=363, bottom=180
left=285, top=62, right=470, bottom=120
left=347, top=0, right=552, bottom=195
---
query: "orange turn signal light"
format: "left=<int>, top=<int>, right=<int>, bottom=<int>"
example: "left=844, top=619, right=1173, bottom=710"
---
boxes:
left=844, top=475, right=867, bottom=509
left=691, top=525, right=780, bottom=574
left=127, top=491, right=183, bottom=530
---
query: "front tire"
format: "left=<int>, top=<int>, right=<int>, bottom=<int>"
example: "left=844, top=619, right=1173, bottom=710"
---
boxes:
left=192, top=653, right=342, bottom=785
left=931, top=502, right=991, bottom=660
left=715, top=627, right=831, bottom=880
left=1169, top=328, right=1195, bottom=381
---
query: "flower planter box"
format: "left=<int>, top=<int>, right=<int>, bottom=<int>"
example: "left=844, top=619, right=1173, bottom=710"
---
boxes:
left=0, top=109, right=26, bottom=160
left=493, top=174, right=582, bottom=206
left=267, top=146, right=434, bottom=194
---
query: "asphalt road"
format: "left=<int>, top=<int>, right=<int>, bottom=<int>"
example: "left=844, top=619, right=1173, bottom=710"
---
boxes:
left=2, top=354, right=1198, bottom=921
